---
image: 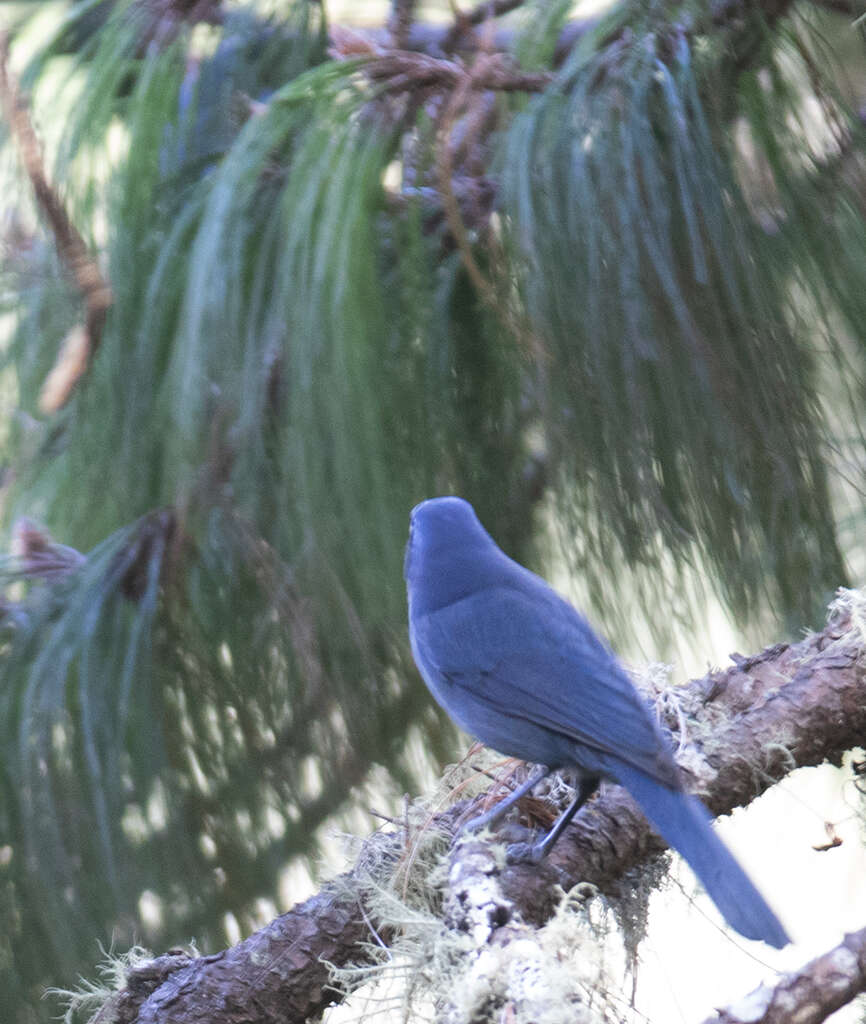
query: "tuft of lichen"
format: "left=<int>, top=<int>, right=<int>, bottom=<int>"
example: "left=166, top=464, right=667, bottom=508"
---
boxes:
left=329, top=796, right=623, bottom=1024
left=828, top=587, right=866, bottom=643
left=45, top=945, right=160, bottom=1024
left=446, top=890, right=619, bottom=1024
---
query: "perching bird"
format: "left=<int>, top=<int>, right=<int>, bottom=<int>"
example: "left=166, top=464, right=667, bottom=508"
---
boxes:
left=404, top=496, right=789, bottom=948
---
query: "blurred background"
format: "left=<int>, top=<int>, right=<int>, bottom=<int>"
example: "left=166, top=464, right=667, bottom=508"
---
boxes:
left=0, top=0, right=865, bottom=1020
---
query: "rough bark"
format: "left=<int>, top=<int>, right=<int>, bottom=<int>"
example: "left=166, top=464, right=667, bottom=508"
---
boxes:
left=96, top=862, right=400, bottom=1024
left=702, top=924, right=866, bottom=1024
left=96, top=599, right=866, bottom=1024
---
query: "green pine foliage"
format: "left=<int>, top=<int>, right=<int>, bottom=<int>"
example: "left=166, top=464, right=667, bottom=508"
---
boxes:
left=0, top=0, right=864, bottom=1017
left=503, top=6, right=858, bottom=624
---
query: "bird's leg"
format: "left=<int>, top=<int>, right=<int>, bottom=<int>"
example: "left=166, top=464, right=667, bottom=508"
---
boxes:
left=506, top=775, right=600, bottom=865
left=460, top=763, right=550, bottom=835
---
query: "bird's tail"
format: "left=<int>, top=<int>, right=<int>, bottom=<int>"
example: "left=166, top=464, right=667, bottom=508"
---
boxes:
left=614, top=763, right=790, bottom=948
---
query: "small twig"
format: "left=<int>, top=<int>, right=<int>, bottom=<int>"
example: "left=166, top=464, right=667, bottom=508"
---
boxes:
left=365, top=49, right=552, bottom=94
left=428, top=53, right=545, bottom=360
left=401, top=792, right=410, bottom=834
left=0, top=33, right=112, bottom=411
left=357, top=10, right=604, bottom=61
left=368, top=808, right=403, bottom=825
left=443, top=0, right=529, bottom=51
left=388, top=0, right=417, bottom=50
left=806, top=0, right=859, bottom=14
left=8, top=517, right=85, bottom=580
left=466, top=0, right=528, bottom=25
left=356, top=896, right=392, bottom=955
left=436, top=59, right=501, bottom=308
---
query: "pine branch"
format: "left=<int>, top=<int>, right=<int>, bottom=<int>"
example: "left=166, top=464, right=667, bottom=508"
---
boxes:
left=8, top=0, right=866, bottom=1012
left=0, top=34, right=112, bottom=413
left=74, top=596, right=866, bottom=1024
left=362, top=49, right=552, bottom=94
left=365, top=13, right=601, bottom=61
left=435, top=59, right=499, bottom=303
left=701, top=925, right=866, bottom=1024
left=8, top=518, right=85, bottom=581
left=350, top=0, right=805, bottom=300
left=360, top=0, right=798, bottom=66
left=429, top=51, right=540, bottom=354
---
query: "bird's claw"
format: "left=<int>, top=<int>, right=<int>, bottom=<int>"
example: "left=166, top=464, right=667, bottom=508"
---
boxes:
left=495, top=821, right=535, bottom=844
left=505, top=840, right=544, bottom=865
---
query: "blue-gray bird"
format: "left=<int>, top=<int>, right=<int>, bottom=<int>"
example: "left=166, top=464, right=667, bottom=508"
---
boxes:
left=405, top=496, right=789, bottom=948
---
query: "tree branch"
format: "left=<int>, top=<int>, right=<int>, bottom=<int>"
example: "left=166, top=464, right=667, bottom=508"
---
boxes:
left=702, top=924, right=866, bottom=1024
left=127, top=873, right=400, bottom=1024
left=362, top=49, right=552, bottom=94
left=80, top=595, right=866, bottom=1024
left=435, top=59, right=500, bottom=303
left=363, top=9, right=602, bottom=62
left=347, top=0, right=805, bottom=310
left=0, top=34, right=112, bottom=412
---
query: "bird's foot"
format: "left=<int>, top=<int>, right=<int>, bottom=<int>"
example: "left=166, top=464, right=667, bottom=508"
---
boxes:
left=505, top=840, right=546, bottom=865
left=495, top=821, right=536, bottom=844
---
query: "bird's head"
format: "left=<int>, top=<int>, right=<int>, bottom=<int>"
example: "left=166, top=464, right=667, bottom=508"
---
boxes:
left=404, top=496, right=508, bottom=614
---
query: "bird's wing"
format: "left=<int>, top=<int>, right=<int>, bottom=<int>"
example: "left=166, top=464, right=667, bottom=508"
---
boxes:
left=414, top=584, right=679, bottom=786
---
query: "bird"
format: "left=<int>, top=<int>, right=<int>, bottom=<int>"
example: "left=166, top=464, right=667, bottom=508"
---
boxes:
left=404, top=495, right=790, bottom=948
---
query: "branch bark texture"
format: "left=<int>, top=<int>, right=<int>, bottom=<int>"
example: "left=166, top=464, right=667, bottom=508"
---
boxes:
left=703, top=924, right=866, bottom=1024
left=99, top=600, right=866, bottom=1024
left=106, top=870, right=399, bottom=1024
